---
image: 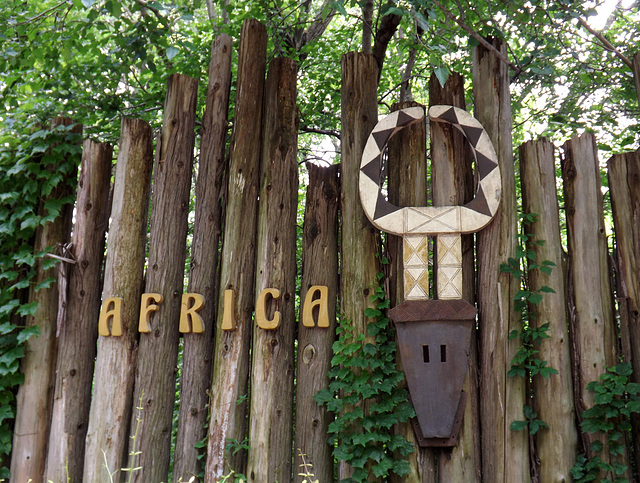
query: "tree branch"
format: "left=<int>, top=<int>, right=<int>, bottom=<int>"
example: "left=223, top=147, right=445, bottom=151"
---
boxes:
left=576, top=17, right=632, bottom=69
left=15, top=1, right=67, bottom=27
left=300, top=125, right=341, bottom=139
left=430, top=0, right=521, bottom=75
left=372, top=5, right=402, bottom=80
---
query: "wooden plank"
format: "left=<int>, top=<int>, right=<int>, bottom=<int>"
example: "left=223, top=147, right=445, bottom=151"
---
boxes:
left=339, top=51, right=381, bottom=481
left=562, top=133, right=618, bottom=473
left=472, top=38, right=529, bottom=483
left=608, top=150, right=640, bottom=473
left=126, top=73, right=198, bottom=483
left=45, top=140, right=112, bottom=483
left=520, top=137, right=577, bottom=481
left=10, top=118, right=80, bottom=483
left=82, top=118, right=153, bottom=481
left=205, top=19, right=267, bottom=481
left=293, top=163, right=339, bottom=483
left=174, top=33, right=232, bottom=483
left=429, top=72, right=480, bottom=482
left=246, top=56, right=299, bottom=483
left=386, top=100, right=436, bottom=483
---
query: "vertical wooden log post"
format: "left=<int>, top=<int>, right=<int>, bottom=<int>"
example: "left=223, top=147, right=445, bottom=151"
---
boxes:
left=83, top=118, right=153, bottom=482
left=473, top=38, right=529, bottom=482
left=386, top=101, right=435, bottom=483
left=429, top=73, right=480, bottom=482
left=247, top=57, right=299, bottom=483
left=520, top=138, right=577, bottom=481
left=339, top=51, right=380, bottom=481
left=45, top=140, right=112, bottom=483
left=562, top=134, right=617, bottom=462
left=127, top=73, right=198, bottom=483
left=174, top=34, right=232, bottom=483
left=608, top=151, right=640, bottom=471
left=205, top=19, right=267, bottom=481
left=11, top=118, right=80, bottom=483
left=633, top=52, right=640, bottom=111
left=293, top=163, right=340, bottom=483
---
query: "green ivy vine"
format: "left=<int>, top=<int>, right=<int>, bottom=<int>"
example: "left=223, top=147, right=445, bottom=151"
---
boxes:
left=571, top=363, right=640, bottom=483
left=314, top=256, right=415, bottom=482
left=501, top=213, right=558, bottom=436
left=0, top=120, right=81, bottom=476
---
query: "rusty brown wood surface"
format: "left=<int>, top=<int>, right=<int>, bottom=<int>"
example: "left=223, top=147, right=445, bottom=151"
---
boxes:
left=246, top=56, right=299, bottom=483
left=293, top=163, right=340, bottom=483
left=520, top=137, right=577, bottom=481
left=45, top=140, right=112, bottom=483
left=339, top=51, right=381, bottom=481
left=205, top=19, right=267, bottom=481
left=609, top=150, right=640, bottom=474
left=11, top=118, right=80, bottom=483
left=174, top=33, right=232, bottom=483
left=473, top=38, right=529, bottom=483
left=83, top=117, right=153, bottom=482
left=127, top=73, right=198, bottom=483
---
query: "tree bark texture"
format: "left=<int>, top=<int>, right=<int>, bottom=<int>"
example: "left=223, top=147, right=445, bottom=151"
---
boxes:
left=11, top=117, right=80, bottom=483
left=339, top=51, right=381, bottom=481
left=386, top=101, right=436, bottom=483
left=174, top=34, right=232, bottom=483
left=82, top=118, right=153, bottom=482
left=429, top=72, right=480, bottom=482
left=520, top=138, right=578, bottom=482
left=293, top=163, right=340, bottom=483
left=473, top=38, right=529, bottom=483
left=633, top=52, right=640, bottom=112
left=246, top=57, right=299, bottom=483
left=562, top=134, right=617, bottom=464
left=608, top=150, right=640, bottom=473
left=45, top=140, right=112, bottom=483
left=126, top=73, right=198, bottom=483
left=205, top=19, right=267, bottom=481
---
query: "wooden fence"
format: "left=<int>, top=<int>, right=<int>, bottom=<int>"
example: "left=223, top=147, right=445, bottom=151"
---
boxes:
left=8, top=18, right=640, bottom=483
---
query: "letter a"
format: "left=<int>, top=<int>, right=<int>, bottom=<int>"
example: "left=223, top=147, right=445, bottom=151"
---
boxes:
left=302, top=286, right=330, bottom=328
left=179, top=293, right=205, bottom=333
left=98, top=297, right=123, bottom=336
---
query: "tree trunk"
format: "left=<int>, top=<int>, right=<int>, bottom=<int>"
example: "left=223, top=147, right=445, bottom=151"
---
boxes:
left=205, top=19, right=267, bottom=481
left=174, top=34, right=232, bottom=483
left=82, top=118, right=153, bottom=482
left=11, top=118, right=80, bottom=483
left=473, top=38, right=529, bottom=483
left=562, top=134, right=618, bottom=467
left=633, top=52, right=640, bottom=112
left=126, top=73, right=198, bottom=483
left=386, top=100, right=436, bottom=483
left=429, top=72, right=480, bottom=482
left=246, top=57, right=299, bottom=483
left=339, top=51, right=380, bottom=481
left=293, top=163, right=340, bottom=483
left=45, top=140, right=112, bottom=483
left=608, top=150, right=640, bottom=473
left=520, top=138, right=578, bottom=482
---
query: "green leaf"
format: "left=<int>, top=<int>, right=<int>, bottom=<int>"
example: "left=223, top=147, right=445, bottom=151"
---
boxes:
left=166, top=46, right=179, bottom=60
left=510, top=420, right=528, bottom=431
left=433, top=65, right=450, bottom=87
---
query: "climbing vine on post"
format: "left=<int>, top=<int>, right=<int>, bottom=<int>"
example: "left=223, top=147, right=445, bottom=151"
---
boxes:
left=501, top=213, right=558, bottom=435
left=314, top=255, right=415, bottom=482
left=0, top=121, right=81, bottom=476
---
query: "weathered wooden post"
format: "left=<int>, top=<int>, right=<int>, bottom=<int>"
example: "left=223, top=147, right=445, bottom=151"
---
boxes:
left=127, top=73, right=198, bottom=483
left=358, top=105, right=500, bottom=455
left=46, top=140, right=112, bottom=483
left=205, top=19, right=267, bottom=481
left=293, top=163, right=340, bottom=483
left=520, top=138, right=577, bottom=480
left=83, top=118, right=153, bottom=481
left=246, top=56, right=299, bottom=483
left=174, top=33, right=232, bottom=483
